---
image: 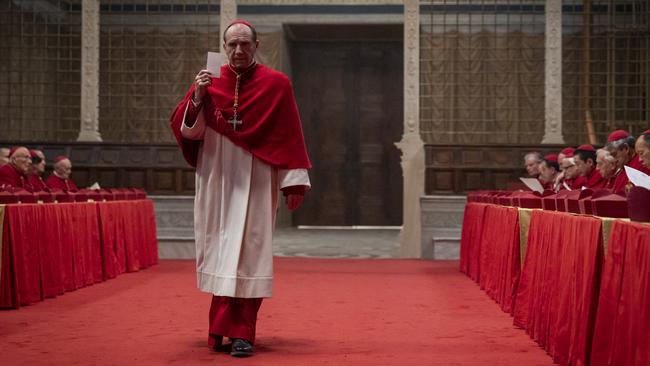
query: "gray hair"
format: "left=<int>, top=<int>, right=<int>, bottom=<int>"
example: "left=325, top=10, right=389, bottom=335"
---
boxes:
left=606, top=136, right=636, bottom=151
left=596, top=148, right=616, bottom=163
left=524, top=152, right=543, bottom=162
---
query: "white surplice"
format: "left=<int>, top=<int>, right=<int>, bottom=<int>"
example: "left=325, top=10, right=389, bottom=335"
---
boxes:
left=180, top=102, right=310, bottom=298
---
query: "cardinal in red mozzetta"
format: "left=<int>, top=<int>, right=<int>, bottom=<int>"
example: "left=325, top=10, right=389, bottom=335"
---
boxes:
left=0, top=146, right=32, bottom=190
left=169, top=19, right=311, bottom=358
left=45, top=155, right=78, bottom=192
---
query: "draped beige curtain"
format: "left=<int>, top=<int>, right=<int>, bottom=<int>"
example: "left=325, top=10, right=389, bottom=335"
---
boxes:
left=419, top=31, right=546, bottom=145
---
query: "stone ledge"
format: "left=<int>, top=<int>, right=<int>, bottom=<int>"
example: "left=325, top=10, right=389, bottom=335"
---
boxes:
left=421, top=195, right=466, bottom=259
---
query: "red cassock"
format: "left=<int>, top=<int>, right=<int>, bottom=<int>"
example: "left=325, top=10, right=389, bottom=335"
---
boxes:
left=0, top=164, right=29, bottom=190
left=584, top=169, right=606, bottom=189
left=170, top=63, right=311, bottom=345
left=571, top=175, right=587, bottom=190
left=612, top=155, right=650, bottom=193
left=45, top=175, right=78, bottom=192
left=28, top=175, right=48, bottom=191
left=208, top=296, right=263, bottom=345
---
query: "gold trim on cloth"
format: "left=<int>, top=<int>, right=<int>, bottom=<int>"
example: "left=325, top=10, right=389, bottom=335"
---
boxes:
left=599, top=217, right=629, bottom=254
left=515, top=207, right=631, bottom=260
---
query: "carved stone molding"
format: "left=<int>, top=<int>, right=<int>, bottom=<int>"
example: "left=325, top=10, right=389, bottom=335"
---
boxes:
left=78, top=0, right=102, bottom=142
left=395, top=0, right=424, bottom=258
left=542, top=0, right=564, bottom=144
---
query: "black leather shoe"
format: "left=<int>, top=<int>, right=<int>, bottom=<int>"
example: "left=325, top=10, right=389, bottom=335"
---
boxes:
left=230, top=338, right=253, bottom=357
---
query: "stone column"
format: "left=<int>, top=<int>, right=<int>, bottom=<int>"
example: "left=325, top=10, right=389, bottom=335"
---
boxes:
left=542, top=0, right=564, bottom=144
left=395, top=0, right=425, bottom=258
left=77, top=0, right=102, bottom=142
left=220, top=0, right=237, bottom=53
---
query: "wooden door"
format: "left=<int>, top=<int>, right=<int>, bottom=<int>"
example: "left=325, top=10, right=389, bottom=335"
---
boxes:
left=290, top=36, right=403, bottom=226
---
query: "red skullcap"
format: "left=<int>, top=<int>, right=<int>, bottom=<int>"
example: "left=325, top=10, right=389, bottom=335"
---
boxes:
left=576, top=144, right=596, bottom=152
left=53, top=155, right=68, bottom=163
left=228, top=19, right=255, bottom=29
left=544, top=154, right=558, bottom=162
left=643, top=130, right=650, bottom=135
left=29, top=149, right=40, bottom=158
left=607, top=130, right=630, bottom=142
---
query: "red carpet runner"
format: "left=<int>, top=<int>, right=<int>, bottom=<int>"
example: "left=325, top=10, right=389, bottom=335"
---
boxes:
left=0, top=258, right=553, bottom=366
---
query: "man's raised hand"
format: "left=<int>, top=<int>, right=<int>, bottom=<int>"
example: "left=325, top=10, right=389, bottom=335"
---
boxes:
left=194, top=70, right=212, bottom=102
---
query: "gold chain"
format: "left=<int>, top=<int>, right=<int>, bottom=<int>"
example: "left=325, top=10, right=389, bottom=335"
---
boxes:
left=228, top=62, right=256, bottom=117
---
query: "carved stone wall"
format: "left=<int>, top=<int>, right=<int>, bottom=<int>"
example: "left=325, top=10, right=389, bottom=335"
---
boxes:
left=420, top=195, right=466, bottom=259
left=151, top=195, right=195, bottom=259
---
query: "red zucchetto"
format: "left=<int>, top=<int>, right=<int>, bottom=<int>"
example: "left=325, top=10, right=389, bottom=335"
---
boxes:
left=607, top=130, right=630, bottom=142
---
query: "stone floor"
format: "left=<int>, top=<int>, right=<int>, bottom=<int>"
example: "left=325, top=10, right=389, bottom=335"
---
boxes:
left=158, top=228, right=401, bottom=259
left=272, top=228, right=400, bottom=258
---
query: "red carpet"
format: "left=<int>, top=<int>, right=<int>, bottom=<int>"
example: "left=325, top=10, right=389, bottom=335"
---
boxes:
left=1, top=258, right=553, bottom=366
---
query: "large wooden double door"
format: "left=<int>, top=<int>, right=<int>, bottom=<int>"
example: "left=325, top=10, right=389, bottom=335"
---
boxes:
left=290, top=31, right=403, bottom=226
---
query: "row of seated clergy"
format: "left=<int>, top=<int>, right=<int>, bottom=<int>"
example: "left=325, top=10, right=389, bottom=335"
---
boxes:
left=0, top=146, right=78, bottom=192
left=526, top=129, right=650, bottom=194
left=0, top=187, right=147, bottom=204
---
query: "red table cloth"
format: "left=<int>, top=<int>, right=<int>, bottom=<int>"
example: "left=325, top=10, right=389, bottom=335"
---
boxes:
left=459, top=202, right=488, bottom=282
left=460, top=203, right=521, bottom=313
left=591, top=220, right=650, bottom=366
left=478, top=204, right=521, bottom=314
left=512, top=209, right=604, bottom=366
left=0, top=200, right=158, bottom=309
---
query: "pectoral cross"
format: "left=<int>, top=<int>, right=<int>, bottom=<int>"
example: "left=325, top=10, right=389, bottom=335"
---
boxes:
left=228, top=113, right=242, bottom=131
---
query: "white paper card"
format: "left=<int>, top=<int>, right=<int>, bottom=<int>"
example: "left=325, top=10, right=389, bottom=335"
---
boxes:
left=519, top=177, right=544, bottom=193
left=624, top=166, right=650, bottom=190
left=206, top=52, right=224, bottom=77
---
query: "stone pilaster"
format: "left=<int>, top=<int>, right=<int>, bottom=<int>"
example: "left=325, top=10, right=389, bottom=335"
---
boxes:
left=220, top=0, right=238, bottom=53
left=395, top=0, right=425, bottom=258
left=77, top=0, right=102, bottom=142
left=542, top=0, right=564, bottom=144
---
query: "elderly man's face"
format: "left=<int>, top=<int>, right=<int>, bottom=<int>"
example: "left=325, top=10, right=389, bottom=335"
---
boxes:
left=524, top=156, right=541, bottom=177
left=0, top=148, right=9, bottom=167
left=223, top=24, right=258, bottom=70
left=55, top=159, right=72, bottom=179
left=561, top=161, right=580, bottom=180
left=10, top=147, right=32, bottom=175
left=607, top=144, right=632, bottom=169
left=574, top=155, right=594, bottom=176
left=31, top=150, right=46, bottom=175
left=596, top=152, right=617, bottom=179
left=637, top=136, right=650, bottom=168
left=539, top=161, right=556, bottom=184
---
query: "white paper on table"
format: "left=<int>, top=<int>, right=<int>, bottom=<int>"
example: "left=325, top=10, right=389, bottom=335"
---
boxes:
left=88, top=182, right=101, bottom=190
left=519, top=177, right=544, bottom=193
left=206, top=52, right=224, bottom=77
left=624, top=166, right=650, bottom=190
